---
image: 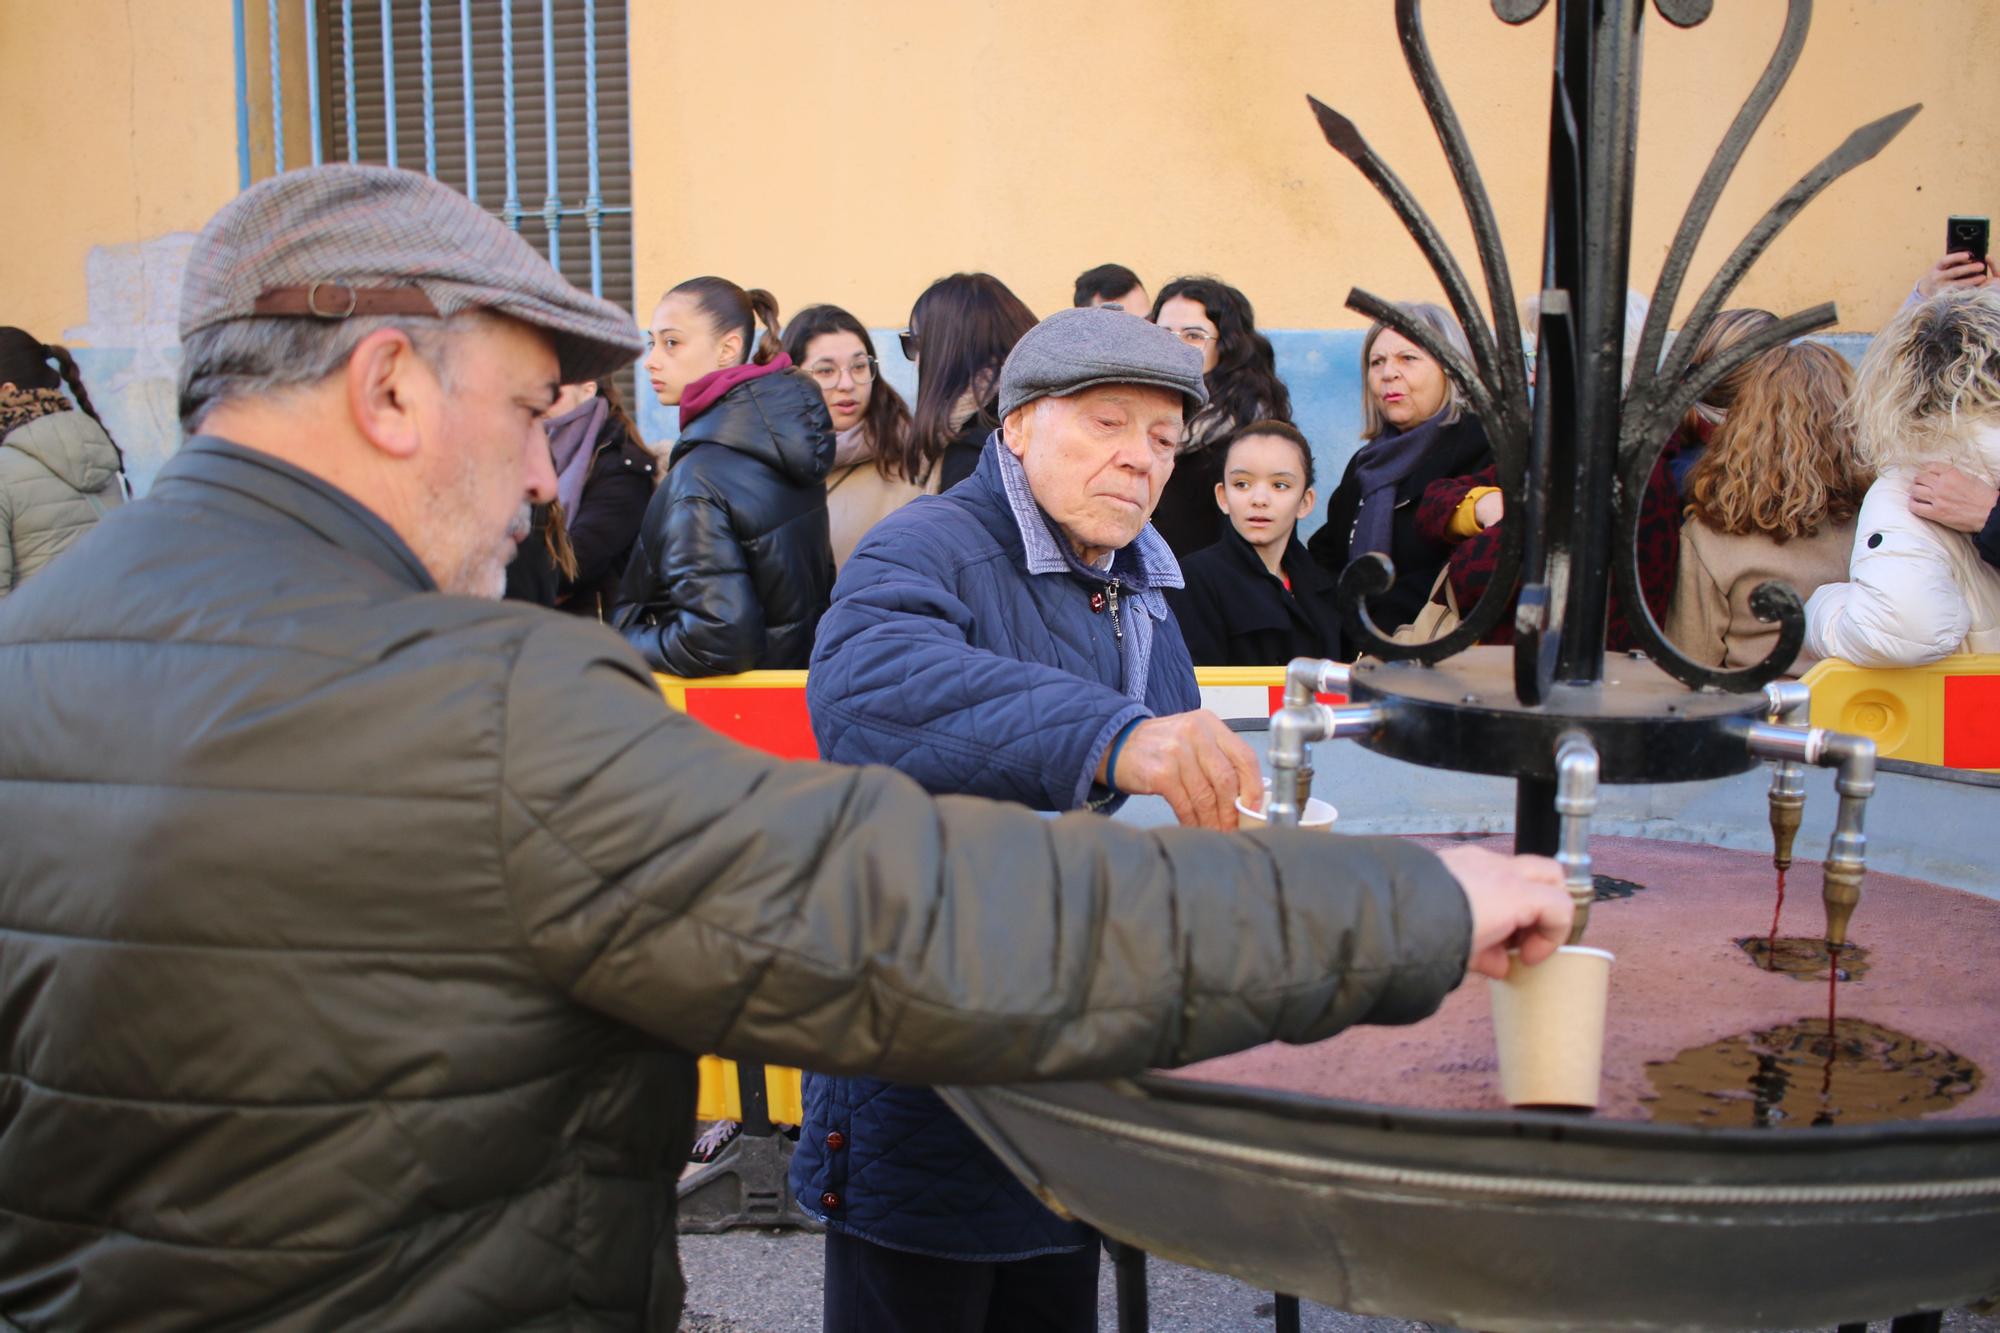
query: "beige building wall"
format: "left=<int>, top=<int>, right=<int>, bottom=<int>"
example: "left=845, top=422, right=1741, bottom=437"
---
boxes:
left=0, top=0, right=240, bottom=342
left=630, top=0, right=1997, bottom=332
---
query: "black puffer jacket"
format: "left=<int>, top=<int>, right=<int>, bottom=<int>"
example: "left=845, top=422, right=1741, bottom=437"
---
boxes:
left=0, top=435, right=1472, bottom=1331
left=614, top=366, right=834, bottom=674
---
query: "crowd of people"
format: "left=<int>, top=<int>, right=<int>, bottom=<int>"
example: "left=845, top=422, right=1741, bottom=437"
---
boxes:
left=11, top=247, right=2000, bottom=674
left=0, top=160, right=1997, bottom=1332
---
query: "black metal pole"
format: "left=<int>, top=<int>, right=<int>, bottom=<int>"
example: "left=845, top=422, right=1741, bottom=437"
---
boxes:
left=1272, top=1292, right=1302, bottom=1332
left=736, top=1061, right=773, bottom=1137
left=1111, top=1241, right=1148, bottom=1333
left=1542, top=0, right=1644, bottom=686
left=1516, top=775, right=1561, bottom=856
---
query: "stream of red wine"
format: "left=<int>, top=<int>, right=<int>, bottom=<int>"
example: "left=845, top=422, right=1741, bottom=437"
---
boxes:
left=1766, top=867, right=1788, bottom=970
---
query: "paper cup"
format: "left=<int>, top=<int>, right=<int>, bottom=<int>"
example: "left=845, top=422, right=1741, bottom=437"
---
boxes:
left=1489, top=945, right=1613, bottom=1110
left=1236, top=782, right=1338, bottom=832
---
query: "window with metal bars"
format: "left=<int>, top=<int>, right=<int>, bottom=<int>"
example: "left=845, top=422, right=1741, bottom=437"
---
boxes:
left=239, top=1, right=635, bottom=365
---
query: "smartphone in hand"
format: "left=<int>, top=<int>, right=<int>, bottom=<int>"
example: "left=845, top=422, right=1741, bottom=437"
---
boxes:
left=1947, top=215, right=1990, bottom=265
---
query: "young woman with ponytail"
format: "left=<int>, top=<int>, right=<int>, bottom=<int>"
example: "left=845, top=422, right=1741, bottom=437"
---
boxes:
left=0, top=327, right=128, bottom=596
left=612, top=277, right=836, bottom=674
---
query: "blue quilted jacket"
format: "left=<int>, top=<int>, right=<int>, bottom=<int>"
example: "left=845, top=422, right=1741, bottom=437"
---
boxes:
left=791, top=437, right=1199, bottom=1259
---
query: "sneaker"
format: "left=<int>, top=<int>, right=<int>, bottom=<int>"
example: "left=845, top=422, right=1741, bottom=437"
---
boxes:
left=689, top=1119, right=741, bottom=1164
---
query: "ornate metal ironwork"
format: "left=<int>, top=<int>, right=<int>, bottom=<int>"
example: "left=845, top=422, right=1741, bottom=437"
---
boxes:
left=1312, top=0, right=1919, bottom=695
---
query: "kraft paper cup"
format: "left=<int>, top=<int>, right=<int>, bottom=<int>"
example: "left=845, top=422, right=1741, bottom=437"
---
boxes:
left=1489, top=945, right=1614, bottom=1110
left=1235, top=782, right=1338, bottom=832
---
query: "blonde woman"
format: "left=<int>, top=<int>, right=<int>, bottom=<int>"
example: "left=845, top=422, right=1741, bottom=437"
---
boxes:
left=1804, top=289, right=2000, bottom=666
left=1665, top=342, right=1871, bottom=672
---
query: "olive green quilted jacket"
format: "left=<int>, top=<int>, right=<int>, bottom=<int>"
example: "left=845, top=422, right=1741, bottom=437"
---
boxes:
left=0, top=435, right=1470, bottom=1331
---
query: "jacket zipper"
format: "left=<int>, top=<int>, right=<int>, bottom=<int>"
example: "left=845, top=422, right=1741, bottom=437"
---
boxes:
left=1106, top=580, right=1123, bottom=642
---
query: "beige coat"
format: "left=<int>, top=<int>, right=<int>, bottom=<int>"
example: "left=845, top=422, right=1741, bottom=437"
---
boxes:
left=826, top=456, right=938, bottom=571
left=1666, top=515, right=1856, bottom=674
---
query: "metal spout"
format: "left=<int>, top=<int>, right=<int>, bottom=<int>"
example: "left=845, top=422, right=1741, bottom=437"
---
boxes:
left=1266, top=701, right=1384, bottom=829
left=1819, top=732, right=1876, bottom=949
left=1762, top=682, right=1811, bottom=871
left=1742, top=714, right=1875, bottom=949
left=1554, top=732, right=1600, bottom=943
left=1281, top=659, right=1354, bottom=811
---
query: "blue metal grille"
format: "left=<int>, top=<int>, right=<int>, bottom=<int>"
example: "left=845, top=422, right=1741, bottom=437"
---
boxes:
left=236, top=0, right=634, bottom=312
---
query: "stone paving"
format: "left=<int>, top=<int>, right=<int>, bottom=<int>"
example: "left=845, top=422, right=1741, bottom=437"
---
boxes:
left=679, top=1229, right=2000, bottom=1332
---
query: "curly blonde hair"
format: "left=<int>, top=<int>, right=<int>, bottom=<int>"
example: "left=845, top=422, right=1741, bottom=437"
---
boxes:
left=1848, top=288, right=2000, bottom=472
left=1686, top=341, right=1871, bottom=542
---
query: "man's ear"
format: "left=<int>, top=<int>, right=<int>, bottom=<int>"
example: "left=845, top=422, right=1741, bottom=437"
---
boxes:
left=1001, top=404, right=1034, bottom=459
left=345, top=328, right=434, bottom=460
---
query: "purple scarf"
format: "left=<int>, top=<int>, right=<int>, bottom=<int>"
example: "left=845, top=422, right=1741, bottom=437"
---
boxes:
left=1348, top=408, right=1454, bottom=560
left=544, top=395, right=609, bottom=516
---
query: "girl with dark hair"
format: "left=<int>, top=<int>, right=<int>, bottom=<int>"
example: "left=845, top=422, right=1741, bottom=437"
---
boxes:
left=902, top=273, right=1037, bottom=492
left=1167, top=421, right=1343, bottom=664
left=0, top=327, right=127, bottom=596
left=507, top=378, right=656, bottom=615
left=1147, top=277, right=1295, bottom=556
left=614, top=277, right=835, bottom=674
left=781, top=304, right=924, bottom=571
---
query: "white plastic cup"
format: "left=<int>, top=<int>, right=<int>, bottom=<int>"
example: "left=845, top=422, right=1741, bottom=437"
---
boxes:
left=1488, top=945, right=1614, bottom=1110
left=1236, top=780, right=1338, bottom=832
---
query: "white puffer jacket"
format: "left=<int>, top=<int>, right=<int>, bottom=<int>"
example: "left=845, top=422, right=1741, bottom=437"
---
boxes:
left=1804, top=425, right=2000, bottom=667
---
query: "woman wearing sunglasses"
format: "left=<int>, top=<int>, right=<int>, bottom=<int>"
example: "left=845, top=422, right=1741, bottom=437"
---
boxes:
left=902, top=273, right=1038, bottom=493
left=1147, top=276, right=1295, bottom=556
left=781, top=305, right=924, bottom=572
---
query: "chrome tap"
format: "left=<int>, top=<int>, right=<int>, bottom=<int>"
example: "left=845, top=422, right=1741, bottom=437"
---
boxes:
left=1267, top=686, right=1382, bottom=830
left=1280, top=659, right=1354, bottom=810
left=1743, top=715, right=1877, bottom=948
left=1761, top=681, right=1811, bottom=872
left=1554, top=732, right=1600, bottom=943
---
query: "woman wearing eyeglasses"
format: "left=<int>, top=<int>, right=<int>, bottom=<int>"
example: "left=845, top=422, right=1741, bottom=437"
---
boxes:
left=781, top=305, right=925, bottom=572
left=903, top=273, right=1038, bottom=493
left=1146, top=276, right=1295, bottom=556
left=612, top=276, right=835, bottom=675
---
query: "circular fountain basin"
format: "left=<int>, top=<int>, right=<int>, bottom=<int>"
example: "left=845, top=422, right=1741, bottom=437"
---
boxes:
left=943, top=838, right=2000, bottom=1331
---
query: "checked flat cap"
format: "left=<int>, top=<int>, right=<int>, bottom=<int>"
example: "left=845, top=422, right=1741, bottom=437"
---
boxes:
left=997, top=305, right=1209, bottom=421
left=180, top=164, right=645, bottom=383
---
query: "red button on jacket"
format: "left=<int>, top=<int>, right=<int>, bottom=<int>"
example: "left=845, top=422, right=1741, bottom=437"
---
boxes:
left=824, top=1131, right=846, bottom=1151
left=820, top=1191, right=841, bottom=1210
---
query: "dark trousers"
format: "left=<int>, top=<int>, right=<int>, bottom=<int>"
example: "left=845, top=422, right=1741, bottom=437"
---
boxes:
left=822, top=1228, right=1100, bottom=1333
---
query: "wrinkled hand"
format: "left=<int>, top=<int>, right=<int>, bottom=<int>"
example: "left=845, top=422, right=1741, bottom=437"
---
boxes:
left=1105, top=710, right=1263, bottom=830
left=1909, top=465, right=1999, bottom=534
left=1438, top=845, right=1573, bottom=980
left=1915, top=252, right=1991, bottom=300
left=1473, top=490, right=1505, bottom=529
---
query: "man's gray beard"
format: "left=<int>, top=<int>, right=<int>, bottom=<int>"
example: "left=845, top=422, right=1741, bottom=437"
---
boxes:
left=443, top=504, right=532, bottom=599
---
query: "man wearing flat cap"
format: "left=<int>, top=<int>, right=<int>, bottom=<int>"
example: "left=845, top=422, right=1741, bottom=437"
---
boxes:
left=0, top=167, right=1568, bottom=1331
left=793, top=307, right=1530, bottom=1331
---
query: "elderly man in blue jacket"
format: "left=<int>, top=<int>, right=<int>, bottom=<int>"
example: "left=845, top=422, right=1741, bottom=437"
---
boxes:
left=795, top=307, right=1299, bottom=1329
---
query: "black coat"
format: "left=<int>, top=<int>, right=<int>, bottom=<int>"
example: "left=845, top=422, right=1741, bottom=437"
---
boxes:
left=1167, top=525, right=1345, bottom=665
left=560, top=423, right=656, bottom=619
left=1150, top=438, right=1230, bottom=558
left=503, top=505, right=564, bottom=607
left=937, top=405, right=999, bottom=494
left=614, top=369, right=835, bottom=675
left=1308, top=413, right=1491, bottom=659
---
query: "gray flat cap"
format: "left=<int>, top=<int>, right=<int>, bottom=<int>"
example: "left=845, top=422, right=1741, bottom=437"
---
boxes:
left=998, top=306, right=1209, bottom=421
left=180, top=164, right=645, bottom=383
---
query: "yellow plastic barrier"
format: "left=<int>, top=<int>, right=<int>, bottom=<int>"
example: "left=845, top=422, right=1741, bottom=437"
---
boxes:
left=1802, top=655, right=2000, bottom=772
left=694, top=1055, right=806, bottom=1125
left=658, top=665, right=1338, bottom=1123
